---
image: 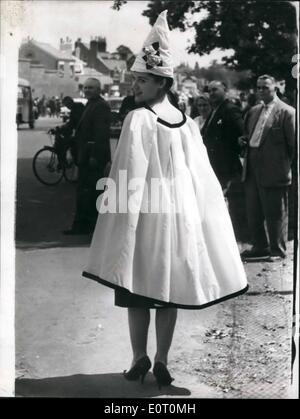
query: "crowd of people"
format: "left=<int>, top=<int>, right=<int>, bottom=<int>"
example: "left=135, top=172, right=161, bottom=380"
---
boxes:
left=192, top=77, right=295, bottom=262
left=33, top=95, right=62, bottom=118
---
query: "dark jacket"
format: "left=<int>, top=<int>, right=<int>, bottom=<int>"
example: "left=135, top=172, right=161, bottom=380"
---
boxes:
left=75, top=96, right=111, bottom=174
left=60, top=102, right=85, bottom=137
left=201, top=98, right=244, bottom=182
left=242, top=98, right=295, bottom=187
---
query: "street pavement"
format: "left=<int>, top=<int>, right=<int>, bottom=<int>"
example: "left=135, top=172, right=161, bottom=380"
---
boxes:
left=14, top=117, right=296, bottom=399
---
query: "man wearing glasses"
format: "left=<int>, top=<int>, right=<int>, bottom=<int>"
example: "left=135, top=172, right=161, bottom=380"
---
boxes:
left=240, top=75, right=295, bottom=261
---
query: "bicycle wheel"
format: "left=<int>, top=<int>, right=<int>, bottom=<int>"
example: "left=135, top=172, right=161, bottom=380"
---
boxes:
left=63, top=146, right=79, bottom=183
left=32, top=147, right=64, bottom=186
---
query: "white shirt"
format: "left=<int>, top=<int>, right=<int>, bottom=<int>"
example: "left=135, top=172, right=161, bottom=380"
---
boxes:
left=249, top=97, right=277, bottom=147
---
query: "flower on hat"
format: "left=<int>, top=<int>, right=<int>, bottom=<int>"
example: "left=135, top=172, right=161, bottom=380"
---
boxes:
left=142, top=42, right=163, bottom=70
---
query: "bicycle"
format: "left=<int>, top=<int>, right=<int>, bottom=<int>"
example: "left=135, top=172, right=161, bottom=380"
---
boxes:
left=32, top=129, right=79, bottom=186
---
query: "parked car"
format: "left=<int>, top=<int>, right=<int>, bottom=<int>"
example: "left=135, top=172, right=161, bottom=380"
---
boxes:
left=107, top=96, right=124, bottom=139
left=60, top=97, right=87, bottom=122
left=16, top=78, right=35, bottom=129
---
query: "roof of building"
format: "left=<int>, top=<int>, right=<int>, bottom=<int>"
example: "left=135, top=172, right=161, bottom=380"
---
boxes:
left=97, top=54, right=127, bottom=71
left=98, top=52, right=112, bottom=59
left=78, top=67, right=113, bottom=85
left=27, top=40, right=75, bottom=62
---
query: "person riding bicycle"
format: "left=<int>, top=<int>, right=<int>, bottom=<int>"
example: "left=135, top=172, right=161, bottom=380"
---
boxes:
left=49, top=96, right=85, bottom=163
left=58, top=96, right=85, bottom=137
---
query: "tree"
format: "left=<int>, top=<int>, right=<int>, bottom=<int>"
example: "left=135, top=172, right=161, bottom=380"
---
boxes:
left=113, top=0, right=297, bottom=91
left=112, top=0, right=127, bottom=11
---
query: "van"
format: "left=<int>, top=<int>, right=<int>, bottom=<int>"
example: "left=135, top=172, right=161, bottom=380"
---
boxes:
left=16, top=78, right=35, bottom=129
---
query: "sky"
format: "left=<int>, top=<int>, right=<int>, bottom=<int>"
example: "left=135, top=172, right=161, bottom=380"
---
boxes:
left=18, top=0, right=228, bottom=68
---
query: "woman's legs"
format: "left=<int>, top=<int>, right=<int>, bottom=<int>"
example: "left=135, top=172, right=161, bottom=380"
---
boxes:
left=154, top=308, right=177, bottom=365
left=127, top=307, right=150, bottom=366
left=127, top=307, right=178, bottom=367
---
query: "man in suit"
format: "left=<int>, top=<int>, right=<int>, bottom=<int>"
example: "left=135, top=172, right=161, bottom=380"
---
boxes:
left=240, top=74, right=295, bottom=261
left=201, top=81, right=244, bottom=194
left=63, top=78, right=111, bottom=235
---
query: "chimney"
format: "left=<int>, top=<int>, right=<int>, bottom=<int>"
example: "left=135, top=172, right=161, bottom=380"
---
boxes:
left=75, top=38, right=82, bottom=48
left=90, top=39, right=98, bottom=55
left=60, top=37, right=73, bottom=53
left=89, top=39, right=98, bottom=67
left=96, top=37, right=106, bottom=53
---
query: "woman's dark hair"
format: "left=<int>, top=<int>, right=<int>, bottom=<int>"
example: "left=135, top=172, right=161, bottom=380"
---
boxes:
left=148, top=74, right=179, bottom=108
left=149, top=74, right=174, bottom=92
left=167, top=90, right=180, bottom=109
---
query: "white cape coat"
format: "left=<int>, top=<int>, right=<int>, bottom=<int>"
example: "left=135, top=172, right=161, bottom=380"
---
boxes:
left=83, top=107, right=248, bottom=309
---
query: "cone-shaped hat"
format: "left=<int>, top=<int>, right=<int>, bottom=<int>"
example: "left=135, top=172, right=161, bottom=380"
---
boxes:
left=131, top=10, right=174, bottom=78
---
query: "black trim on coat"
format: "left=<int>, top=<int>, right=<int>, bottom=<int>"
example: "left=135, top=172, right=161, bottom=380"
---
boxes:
left=144, top=104, right=187, bottom=128
left=82, top=270, right=249, bottom=310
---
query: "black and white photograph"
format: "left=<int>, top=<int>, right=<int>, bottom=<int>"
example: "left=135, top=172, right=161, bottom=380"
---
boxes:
left=0, top=0, right=299, bottom=401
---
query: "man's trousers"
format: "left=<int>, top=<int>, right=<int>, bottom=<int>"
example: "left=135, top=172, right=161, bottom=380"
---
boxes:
left=244, top=148, right=289, bottom=257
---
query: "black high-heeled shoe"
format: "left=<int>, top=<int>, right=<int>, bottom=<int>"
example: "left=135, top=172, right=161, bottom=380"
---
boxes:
left=153, top=362, right=174, bottom=389
left=123, top=356, right=151, bottom=384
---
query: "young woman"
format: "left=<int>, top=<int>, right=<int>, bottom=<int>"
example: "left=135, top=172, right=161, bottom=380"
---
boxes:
left=193, top=93, right=212, bottom=131
left=83, top=10, right=248, bottom=389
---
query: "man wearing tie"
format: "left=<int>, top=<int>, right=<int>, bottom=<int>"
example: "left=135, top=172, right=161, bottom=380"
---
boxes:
left=240, top=75, right=295, bottom=261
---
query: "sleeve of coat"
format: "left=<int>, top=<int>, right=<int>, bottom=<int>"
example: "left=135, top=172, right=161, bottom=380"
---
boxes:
left=91, top=102, right=112, bottom=166
left=228, top=105, right=244, bottom=137
left=226, top=105, right=244, bottom=154
left=243, top=109, right=250, bottom=135
left=283, top=107, right=295, bottom=160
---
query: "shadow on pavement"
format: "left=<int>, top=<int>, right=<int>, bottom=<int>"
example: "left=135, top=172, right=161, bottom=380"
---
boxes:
left=15, top=373, right=191, bottom=398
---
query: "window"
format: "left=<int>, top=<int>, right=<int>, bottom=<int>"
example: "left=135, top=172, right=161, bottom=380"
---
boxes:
left=69, top=62, right=74, bottom=76
left=17, top=86, right=24, bottom=99
left=57, top=61, right=65, bottom=72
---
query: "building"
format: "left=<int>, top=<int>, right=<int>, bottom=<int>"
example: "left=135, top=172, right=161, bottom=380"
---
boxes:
left=18, top=38, right=86, bottom=98
left=19, top=39, right=79, bottom=75
left=18, top=36, right=134, bottom=99
left=18, top=58, right=79, bottom=98
left=75, top=37, right=127, bottom=79
left=74, top=37, right=132, bottom=95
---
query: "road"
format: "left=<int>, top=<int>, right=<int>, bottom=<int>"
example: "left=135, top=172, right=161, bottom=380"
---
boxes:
left=14, top=117, right=296, bottom=399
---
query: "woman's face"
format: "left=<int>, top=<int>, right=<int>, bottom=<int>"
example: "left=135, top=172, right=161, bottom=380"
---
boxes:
left=196, top=98, right=211, bottom=117
left=131, top=72, right=164, bottom=105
